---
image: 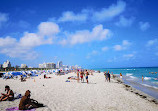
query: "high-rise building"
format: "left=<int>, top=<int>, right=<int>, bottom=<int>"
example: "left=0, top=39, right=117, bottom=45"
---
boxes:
left=39, top=62, right=56, bottom=69
left=21, top=64, right=27, bottom=68
left=57, top=61, right=63, bottom=68
left=3, top=60, right=11, bottom=68
left=46, top=63, right=56, bottom=69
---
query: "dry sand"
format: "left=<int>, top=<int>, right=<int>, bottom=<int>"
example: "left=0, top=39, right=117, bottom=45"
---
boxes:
left=0, top=72, right=158, bottom=111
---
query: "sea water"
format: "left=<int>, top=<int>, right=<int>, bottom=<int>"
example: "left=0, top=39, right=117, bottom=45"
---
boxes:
left=92, top=67, right=158, bottom=99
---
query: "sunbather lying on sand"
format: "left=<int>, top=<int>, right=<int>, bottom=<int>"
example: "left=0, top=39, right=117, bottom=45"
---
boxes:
left=44, top=74, right=51, bottom=79
left=0, top=85, right=14, bottom=101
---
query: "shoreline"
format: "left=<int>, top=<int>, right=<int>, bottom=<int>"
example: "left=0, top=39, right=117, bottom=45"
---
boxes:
left=113, top=76, right=158, bottom=104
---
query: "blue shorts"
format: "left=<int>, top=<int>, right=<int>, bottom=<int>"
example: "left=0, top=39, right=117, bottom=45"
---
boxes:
left=86, top=76, right=88, bottom=79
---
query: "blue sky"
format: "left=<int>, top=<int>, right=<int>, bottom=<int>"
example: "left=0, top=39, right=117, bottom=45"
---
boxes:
left=0, top=0, right=158, bottom=68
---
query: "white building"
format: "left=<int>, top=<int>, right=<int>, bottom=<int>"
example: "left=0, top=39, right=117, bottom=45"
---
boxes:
left=46, top=63, right=56, bottom=69
left=3, top=60, right=11, bottom=68
left=21, top=64, right=27, bottom=68
left=39, top=62, right=56, bottom=69
left=62, top=65, right=68, bottom=68
left=57, top=61, right=63, bottom=68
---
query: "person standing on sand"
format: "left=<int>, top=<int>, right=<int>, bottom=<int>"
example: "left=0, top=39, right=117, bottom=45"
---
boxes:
left=85, top=70, right=89, bottom=84
left=142, top=75, right=144, bottom=82
left=120, top=73, right=122, bottom=80
left=80, top=70, right=84, bottom=82
left=77, top=70, right=79, bottom=83
left=104, top=71, right=107, bottom=82
left=107, top=71, right=110, bottom=82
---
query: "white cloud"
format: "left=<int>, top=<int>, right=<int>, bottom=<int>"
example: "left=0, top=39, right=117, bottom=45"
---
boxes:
left=123, top=53, right=135, bottom=60
left=58, top=11, right=88, bottom=22
left=114, top=45, right=122, bottom=51
left=0, top=12, right=8, bottom=28
left=57, top=1, right=126, bottom=23
left=0, top=21, right=60, bottom=60
left=92, top=1, right=126, bottom=21
left=102, top=46, right=109, bottom=51
left=0, top=36, right=17, bottom=47
left=38, top=22, right=60, bottom=36
left=139, top=22, right=150, bottom=31
left=123, top=54, right=134, bottom=58
left=146, top=39, right=158, bottom=47
left=115, top=16, right=134, bottom=27
left=60, top=24, right=111, bottom=45
left=114, top=40, right=131, bottom=51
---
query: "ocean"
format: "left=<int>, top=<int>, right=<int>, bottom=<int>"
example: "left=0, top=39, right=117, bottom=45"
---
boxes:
left=92, top=67, right=158, bottom=99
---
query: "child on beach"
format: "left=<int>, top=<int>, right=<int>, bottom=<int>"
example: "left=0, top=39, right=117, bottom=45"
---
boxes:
left=85, top=70, right=89, bottom=84
left=0, top=85, right=14, bottom=101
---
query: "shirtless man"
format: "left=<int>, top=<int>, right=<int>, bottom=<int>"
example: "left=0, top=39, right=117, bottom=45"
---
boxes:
left=0, top=85, right=14, bottom=101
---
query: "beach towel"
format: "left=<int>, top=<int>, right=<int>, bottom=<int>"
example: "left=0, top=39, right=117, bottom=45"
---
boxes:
left=6, top=107, right=35, bottom=111
left=65, top=80, right=70, bottom=82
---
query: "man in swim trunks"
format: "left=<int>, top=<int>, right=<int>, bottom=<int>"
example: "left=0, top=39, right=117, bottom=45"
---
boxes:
left=85, top=70, right=89, bottom=84
left=0, top=85, right=14, bottom=101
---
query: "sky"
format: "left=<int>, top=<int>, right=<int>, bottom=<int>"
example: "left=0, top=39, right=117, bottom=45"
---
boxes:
left=0, top=0, right=158, bottom=68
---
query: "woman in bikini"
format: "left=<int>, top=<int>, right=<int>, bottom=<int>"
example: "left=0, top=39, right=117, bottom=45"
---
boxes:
left=0, top=85, right=14, bottom=101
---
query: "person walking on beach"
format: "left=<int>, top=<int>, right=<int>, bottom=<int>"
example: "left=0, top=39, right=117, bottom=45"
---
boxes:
left=104, top=71, right=107, bottom=82
left=0, top=85, right=14, bottom=101
left=80, top=70, right=84, bottom=82
left=85, top=70, right=89, bottom=84
left=142, top=75, right=144, bottom=82
left=107, top=71, right=110, bottom=82
left=77, top=70, right=79, bottom=83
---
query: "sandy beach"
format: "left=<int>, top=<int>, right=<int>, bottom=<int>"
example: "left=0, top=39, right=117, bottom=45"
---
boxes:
left=0, top=72, right=158, bottom=111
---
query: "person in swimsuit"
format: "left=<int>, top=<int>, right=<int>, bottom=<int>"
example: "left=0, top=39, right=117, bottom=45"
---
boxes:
left=107, top=71, right=110, bottom=82
left=85, top=70, right=89, bottom=84
left=80, top=70, right=84, bottom=82
left=120, top=73, right=122, bottom=80
left=104, top=71, right=107, bottom=82
left=77, top=70, right=79, bottom=83
left=19, top=90, right=38, bottom=110
left=44, top=74, right=51, bottom=79
left=0, top=85, right=14, bottom=101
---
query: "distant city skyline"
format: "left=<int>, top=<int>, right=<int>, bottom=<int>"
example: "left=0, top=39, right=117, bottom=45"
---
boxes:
left=0, top=0, right=158, bottom=68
